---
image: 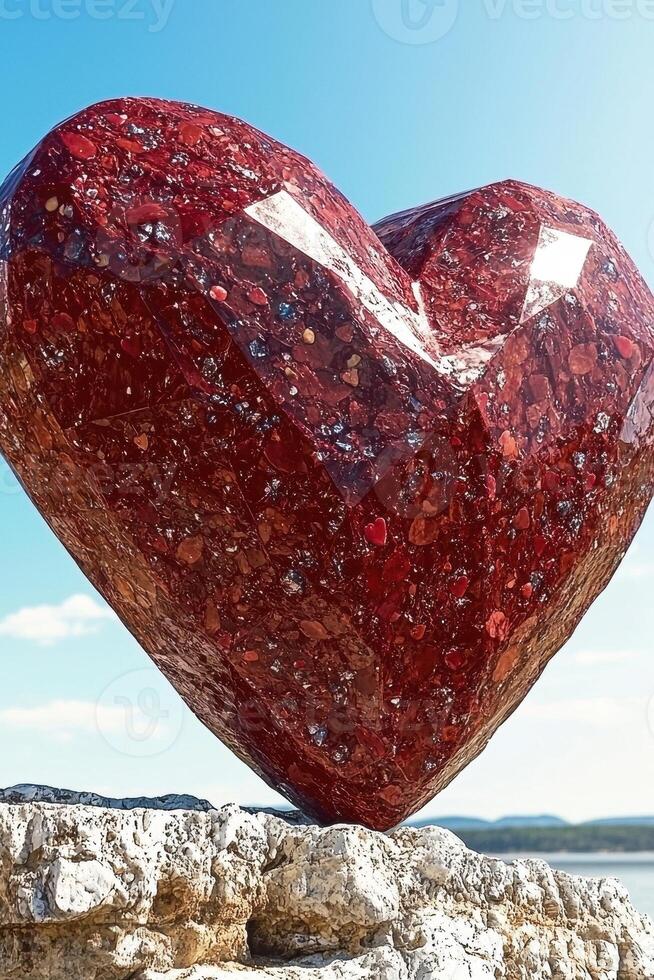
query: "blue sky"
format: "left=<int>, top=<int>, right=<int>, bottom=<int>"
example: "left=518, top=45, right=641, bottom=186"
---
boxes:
left=0, top=0, right=652, bottom=822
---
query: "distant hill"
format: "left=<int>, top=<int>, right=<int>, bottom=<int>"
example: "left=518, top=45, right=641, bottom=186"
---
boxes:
left=495, top=815, right=569, bottom=829
left=584, top=817, right=654, bottom=827
left=412, top=814, right=654, bottom=851
left=415, top=816, right=491, bottom=830
left=450, top=825, right=654, bottom=854
left=415, top=814, right=569, bottom=831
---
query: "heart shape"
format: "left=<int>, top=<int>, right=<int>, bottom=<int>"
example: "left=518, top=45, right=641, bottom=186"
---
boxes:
left=1, top=98, right=652, bottom=829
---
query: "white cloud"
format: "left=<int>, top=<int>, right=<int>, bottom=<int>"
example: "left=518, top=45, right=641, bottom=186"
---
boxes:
left=522, top=697, right=636, bottom=727
left=573, top=649, right=643, bottom=666
left=0, top=699, right=124, bottom=743
left=0, top=595, right=115, bottom=646
left=0, top=695, right=180, bottom=751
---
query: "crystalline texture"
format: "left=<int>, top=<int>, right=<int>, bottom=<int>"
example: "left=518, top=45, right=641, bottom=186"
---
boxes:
left=0, top=98, right=652, bottom=830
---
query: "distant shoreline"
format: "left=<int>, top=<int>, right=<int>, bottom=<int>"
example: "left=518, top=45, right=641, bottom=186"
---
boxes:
left=493, top=852, right=654, bottom=862
left=444, top=827, right=654, bottom=854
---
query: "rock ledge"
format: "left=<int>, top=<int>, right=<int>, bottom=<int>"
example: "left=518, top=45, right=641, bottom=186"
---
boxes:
left=0, top=787, right=651, bottom=979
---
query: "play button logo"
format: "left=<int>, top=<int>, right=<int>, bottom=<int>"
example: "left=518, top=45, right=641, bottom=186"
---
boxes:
left=371, top=0, right=459, bottom=44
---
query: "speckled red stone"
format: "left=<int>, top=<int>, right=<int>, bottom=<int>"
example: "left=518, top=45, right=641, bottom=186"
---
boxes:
left=1, top=99, right=653, bottom=829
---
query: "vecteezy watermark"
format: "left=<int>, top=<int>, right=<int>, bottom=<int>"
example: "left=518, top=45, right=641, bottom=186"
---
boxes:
left=371, top=0, right=460, bottom=44
left=0, top=0, right=175, bottom=32
left=372, top=0, right=654, bottom=44
left=96, top=667, right=184, bottom=757
left=483, top=0, right=654, bottom=19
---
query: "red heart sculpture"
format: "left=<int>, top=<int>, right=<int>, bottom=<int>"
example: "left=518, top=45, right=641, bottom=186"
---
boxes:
left=1, top=99, right=652, bottom=829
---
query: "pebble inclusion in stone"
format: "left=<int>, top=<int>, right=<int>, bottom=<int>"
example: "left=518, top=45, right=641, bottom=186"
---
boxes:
left=0, top=98, right=652, bottom=830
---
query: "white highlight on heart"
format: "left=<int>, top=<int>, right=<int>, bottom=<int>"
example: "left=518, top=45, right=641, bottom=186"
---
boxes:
left=521, top=226, right=593, bottom=323
left=245, top=190, right=441, bottom=370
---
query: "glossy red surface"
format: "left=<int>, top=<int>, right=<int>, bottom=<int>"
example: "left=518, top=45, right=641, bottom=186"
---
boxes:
left=0, top=98, right=652, bottom=829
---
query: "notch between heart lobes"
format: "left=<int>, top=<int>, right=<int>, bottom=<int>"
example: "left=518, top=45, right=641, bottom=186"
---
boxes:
left=0, top=97, right=652, bottom=829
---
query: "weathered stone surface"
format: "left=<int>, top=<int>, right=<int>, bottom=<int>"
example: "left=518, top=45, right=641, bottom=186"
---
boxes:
left=0, top=788, right=651, bottom=979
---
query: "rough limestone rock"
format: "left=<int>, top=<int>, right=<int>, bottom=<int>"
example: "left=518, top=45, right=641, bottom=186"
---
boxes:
left=0, top=788, right=651, bottom=979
